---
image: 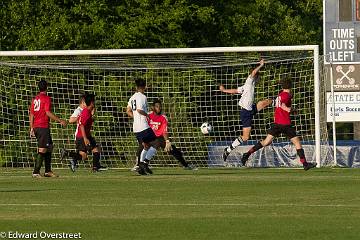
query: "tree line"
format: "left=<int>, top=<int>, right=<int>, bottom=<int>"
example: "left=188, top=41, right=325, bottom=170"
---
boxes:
left=0, top=0, right=322, bottom=50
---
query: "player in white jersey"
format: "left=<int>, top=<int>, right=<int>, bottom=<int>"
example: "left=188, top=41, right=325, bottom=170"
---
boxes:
left=126, top=79, right=157, bottom=175
left=219, top=59, right=273, bottom=162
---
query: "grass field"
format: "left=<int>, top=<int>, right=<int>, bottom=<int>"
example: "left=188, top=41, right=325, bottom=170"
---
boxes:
left=0, top=167, right=360, bottom=240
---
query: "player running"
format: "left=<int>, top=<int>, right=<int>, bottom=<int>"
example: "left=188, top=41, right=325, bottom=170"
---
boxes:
left=220, top=59, right=272, bottom=162
left=126, top=79, right=157, bottom=175
left=241, top=78, right=317, bottom=170
left=132, top=99, right=197, bottom=171
left=61, top=93, right=106, bottom=172
left=62, top=93, right=106, bottom=172
left=29, top=80, right=67, bottom=178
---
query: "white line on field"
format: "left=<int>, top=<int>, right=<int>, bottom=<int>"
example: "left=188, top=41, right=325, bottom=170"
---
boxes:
left=0, top=203, right=61, bottom=206
left=0, top=203, right=358, bottom=208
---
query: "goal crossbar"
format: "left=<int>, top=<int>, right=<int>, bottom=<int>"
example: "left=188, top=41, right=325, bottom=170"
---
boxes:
left=0, top=45, right=318, bottom=56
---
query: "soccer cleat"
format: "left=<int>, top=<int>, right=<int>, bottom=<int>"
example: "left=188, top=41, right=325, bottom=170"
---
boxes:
left=303, top=162, right=317, bottom=171
left=60, top=148, right=68, bottom=161
left=92, top=165, right=108, bottom=172
left=131, top=165, right=139, bottom=172
left=222, top=148, right=230, bottom=162
left=143, top=163, right=153, bottom=174
left=241, top=152, right=250, bottom=166
left=32, top=173, right=42, bottom=178
left=137, top=163, right=147, bottom=175
left=44, top=171, right=58, bottom=177
left=97, top=166, right=108, bottom=171
left=69, top=159, right=77, bottom=173
left=183, top=164, right=198, bottom=171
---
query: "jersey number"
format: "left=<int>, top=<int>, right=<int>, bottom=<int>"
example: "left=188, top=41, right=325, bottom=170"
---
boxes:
left=274, top=97, right=281, bottom=108
left=34, top=99, right=41, bottom=112
left=131, top=100, right=136, bottom=111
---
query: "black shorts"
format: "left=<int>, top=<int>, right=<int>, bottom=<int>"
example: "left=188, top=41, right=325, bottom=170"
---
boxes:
left=135, top=128, right=157, bottom=144
left=75, top=136, right=97, bottom=153
left=34, top=128, right=53, bottom=148
left=138, top=136, right=166, bottom=149
left=240, top=103, right=257, bottom=128
left=267, top=124, right=297, bottom=139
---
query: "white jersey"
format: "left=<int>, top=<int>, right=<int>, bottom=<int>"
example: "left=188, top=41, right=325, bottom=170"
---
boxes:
left=71, top=106, right=83, bottom=138
left=237, top=75, right=257, bottom=111
left=71, top=106, right=83, bottom=118
left=128, top=92, right=150, bottom=133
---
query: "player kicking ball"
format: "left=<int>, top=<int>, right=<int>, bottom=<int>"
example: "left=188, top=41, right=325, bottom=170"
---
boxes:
left=132, top=99, right=197, bottom=171
left=241, top=78, right=317, bottom=171
left=127, top=79, right=158, bottom=175
left=29, top=80, right=67, bottom=178
left=220, top=59, right=272, bottom=163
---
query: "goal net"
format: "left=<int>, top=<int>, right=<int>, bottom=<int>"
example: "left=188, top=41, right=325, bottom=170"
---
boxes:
left=0, top=46, right=333, bottom=169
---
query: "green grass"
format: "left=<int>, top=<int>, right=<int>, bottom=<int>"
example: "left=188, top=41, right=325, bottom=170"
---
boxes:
left=0, top=168, right=360, bottom=240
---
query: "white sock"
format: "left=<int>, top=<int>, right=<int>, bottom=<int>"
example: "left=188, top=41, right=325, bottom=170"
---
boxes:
left=226, top=137, right=243, bottom=153
left=145, top=147, right=157, bottom=161
left=140, top=149, right=148, bottom=162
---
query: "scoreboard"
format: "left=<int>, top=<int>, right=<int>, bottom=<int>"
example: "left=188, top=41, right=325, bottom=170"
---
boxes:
left=324, top=0, right=360, bottom=63
left=324, top=0, right=360, bottom=122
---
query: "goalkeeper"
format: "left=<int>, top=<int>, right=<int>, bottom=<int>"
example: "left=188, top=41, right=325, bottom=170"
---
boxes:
left=220, top=59, right=272, bottom=162
left=132, top=99, right=197, bottom=171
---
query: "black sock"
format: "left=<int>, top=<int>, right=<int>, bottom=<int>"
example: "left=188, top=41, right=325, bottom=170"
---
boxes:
left=296, top=148, right=307, bottom=165
left=33, top=152, right=45, bottom=174
left=44, top=152, right=52, bottom=173
left=69, top=151, right=82, bottom=162
left=170, top=145, right=188, bottom=167
left=249, top=141, right=263, bottom=154
left=136, top=144, right=143, bottom=166
left=93, top=152, right=101, bottom=168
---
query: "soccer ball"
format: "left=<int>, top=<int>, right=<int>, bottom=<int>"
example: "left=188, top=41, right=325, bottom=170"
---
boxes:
left=200, top=122, right=212, bottom=134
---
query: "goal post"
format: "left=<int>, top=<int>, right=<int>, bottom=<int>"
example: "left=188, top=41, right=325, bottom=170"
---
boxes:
left=0, top=45, right=331, bottom=169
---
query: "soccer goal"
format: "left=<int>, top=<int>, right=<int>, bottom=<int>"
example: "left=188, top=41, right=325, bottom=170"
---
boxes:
left=0, top=46, right=332, bottom=169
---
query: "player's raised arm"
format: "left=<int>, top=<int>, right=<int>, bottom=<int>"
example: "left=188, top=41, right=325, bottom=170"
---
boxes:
left=219, top=84, right=240, bottom=94
left=250, top=59, right=265, bottom=77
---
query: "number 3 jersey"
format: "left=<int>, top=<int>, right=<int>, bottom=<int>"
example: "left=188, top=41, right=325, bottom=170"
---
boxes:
left=127, top=92, right=150, bottom=133
left=30, top=92, right=51, bottom=128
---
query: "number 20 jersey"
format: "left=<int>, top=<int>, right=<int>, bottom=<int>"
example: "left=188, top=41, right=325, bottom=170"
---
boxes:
left=30, top=92, right=51, bottom=128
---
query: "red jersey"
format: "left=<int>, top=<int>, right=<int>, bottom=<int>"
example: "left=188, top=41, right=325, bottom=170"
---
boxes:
left=30, top=92, right=51, bottom=128
left=76, top=108, right=93, bottom=138
left=274, top=91, right=292, bottom=125
left=148, top=112, right=168, bottom=137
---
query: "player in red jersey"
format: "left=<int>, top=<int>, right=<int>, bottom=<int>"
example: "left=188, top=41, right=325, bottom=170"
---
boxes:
left=241, top=78, right=316, bottom=171
left=132, top=99, right=197, bottom=171
left=29, top=80, right=67, bottom=178
left=64, top=93, right=107, bottom=172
